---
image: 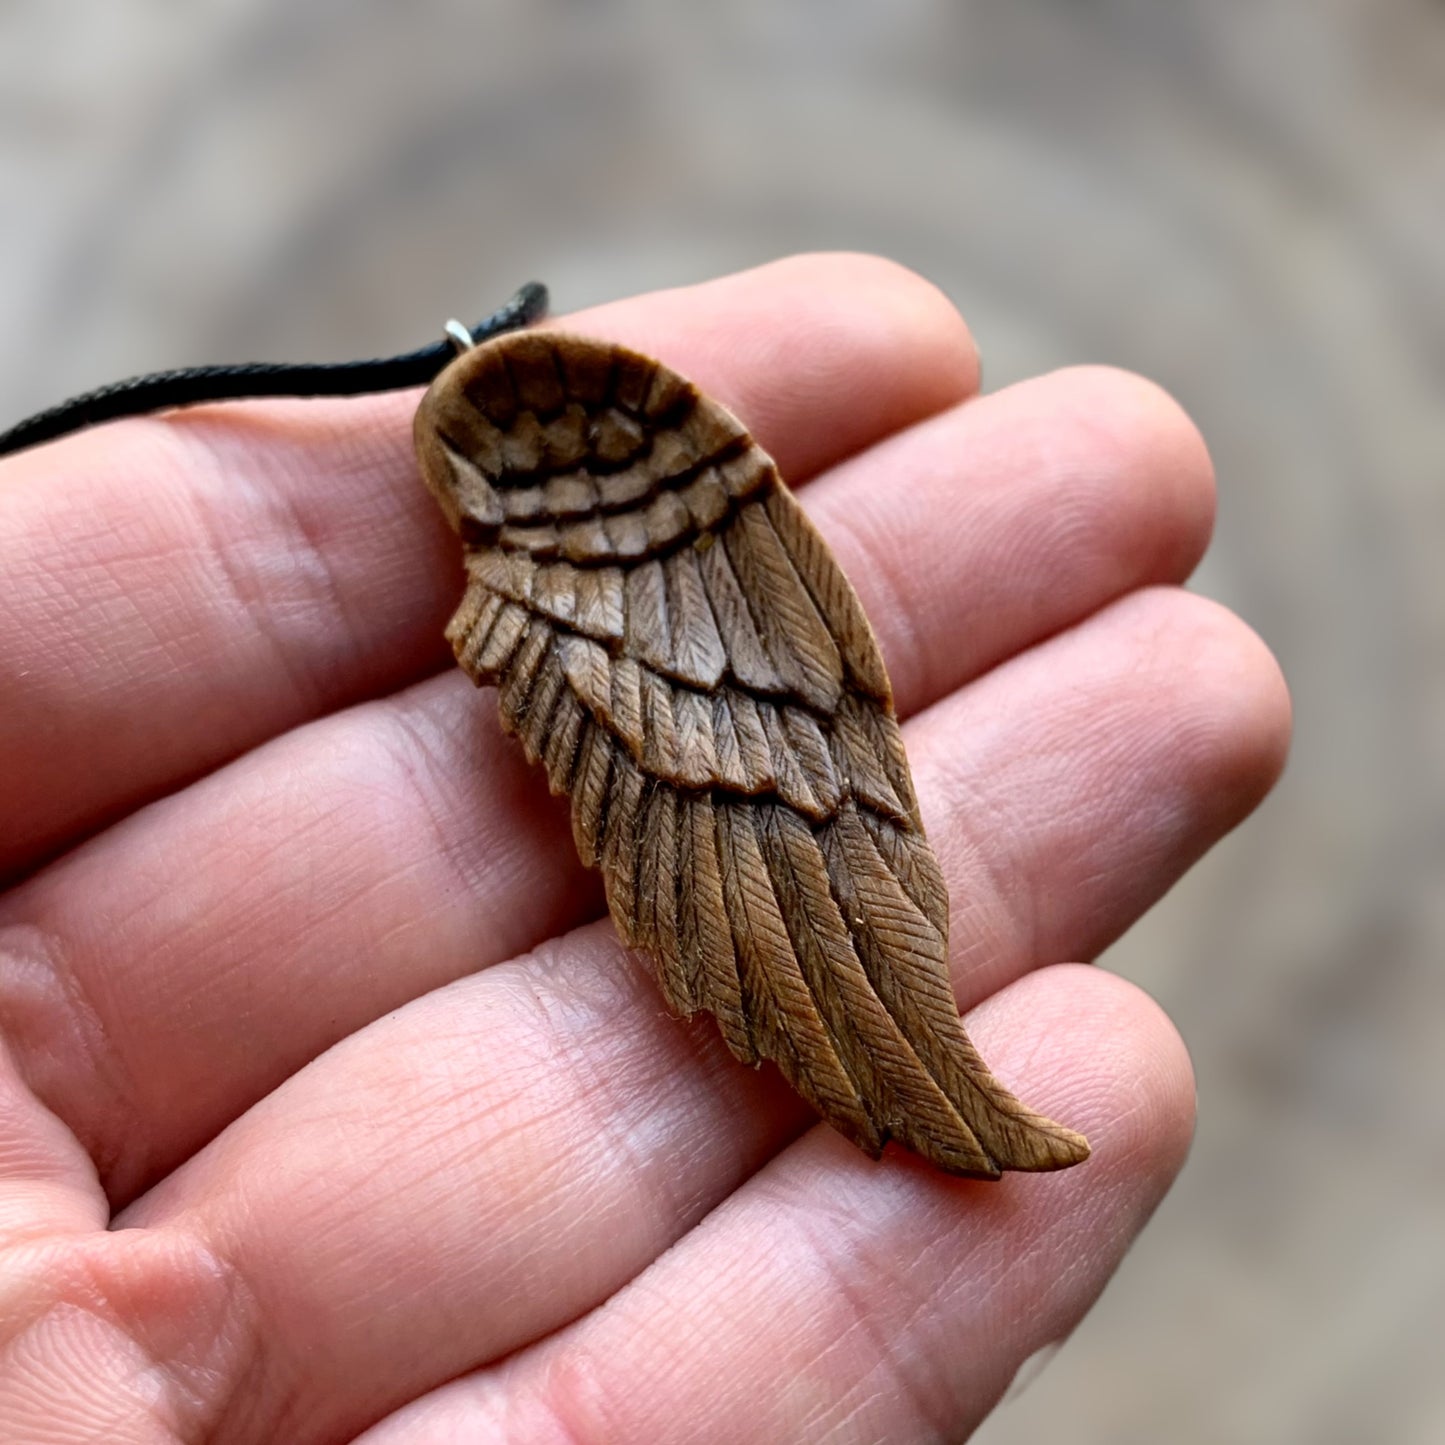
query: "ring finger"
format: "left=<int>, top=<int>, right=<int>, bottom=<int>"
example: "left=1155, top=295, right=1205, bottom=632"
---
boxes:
left=112, top=585, right=1288, bottom=1445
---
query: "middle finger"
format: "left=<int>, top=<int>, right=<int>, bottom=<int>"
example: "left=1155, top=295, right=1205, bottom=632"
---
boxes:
left=0, top=366, right=1211, bottom=1202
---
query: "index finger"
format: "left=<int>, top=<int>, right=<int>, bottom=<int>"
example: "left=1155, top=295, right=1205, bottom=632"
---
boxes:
left=0, top=253, right=978, bottom=877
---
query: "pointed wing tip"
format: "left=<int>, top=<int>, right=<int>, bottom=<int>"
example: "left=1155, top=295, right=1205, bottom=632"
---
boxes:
left=912, top=1117, right=1090, bottom=1181
left=991, top=1122, right=1092, bottom=1176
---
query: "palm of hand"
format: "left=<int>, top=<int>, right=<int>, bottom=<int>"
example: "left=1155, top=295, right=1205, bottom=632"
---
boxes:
left=0, top=256, right=1287, bottom=1443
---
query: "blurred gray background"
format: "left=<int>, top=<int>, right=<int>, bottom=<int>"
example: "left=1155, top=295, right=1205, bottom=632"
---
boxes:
left=2, top=2, right=1441, bottom=1440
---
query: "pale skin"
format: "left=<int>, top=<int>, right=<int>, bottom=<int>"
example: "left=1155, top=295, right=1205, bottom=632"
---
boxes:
left=0, top=255, right=1290, bottom=1443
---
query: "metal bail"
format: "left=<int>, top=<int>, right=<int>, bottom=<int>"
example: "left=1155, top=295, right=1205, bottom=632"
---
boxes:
left=443, top=319, right=476, bottom=355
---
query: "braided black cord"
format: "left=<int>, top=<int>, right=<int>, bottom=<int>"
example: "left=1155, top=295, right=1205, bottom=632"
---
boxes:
left=0, top=281, right=549, bottom=459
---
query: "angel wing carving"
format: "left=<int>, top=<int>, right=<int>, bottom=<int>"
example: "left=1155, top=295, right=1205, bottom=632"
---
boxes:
left=414, top=329, right=1089, bottom=1178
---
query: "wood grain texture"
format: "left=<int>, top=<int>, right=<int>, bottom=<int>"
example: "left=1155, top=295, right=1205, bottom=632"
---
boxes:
left=415, top=330, right=1088, bottom=1178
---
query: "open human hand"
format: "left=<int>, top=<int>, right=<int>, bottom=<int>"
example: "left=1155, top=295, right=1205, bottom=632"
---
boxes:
left=0, top=255, right=1289, bottom=1443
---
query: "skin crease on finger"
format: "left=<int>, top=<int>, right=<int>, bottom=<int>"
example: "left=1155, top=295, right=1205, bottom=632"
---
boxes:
left=0, top=258, right=1292, bottom=1444
left=0, top=362, right=1217, bottom=1207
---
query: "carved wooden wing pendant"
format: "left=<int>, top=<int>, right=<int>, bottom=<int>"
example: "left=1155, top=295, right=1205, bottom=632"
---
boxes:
left=414, top=329, right=1089, bottom=1178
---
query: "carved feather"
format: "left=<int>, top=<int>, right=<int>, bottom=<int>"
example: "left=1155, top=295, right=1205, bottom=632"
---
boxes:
left=415, top=330, right=1088, bottom=1178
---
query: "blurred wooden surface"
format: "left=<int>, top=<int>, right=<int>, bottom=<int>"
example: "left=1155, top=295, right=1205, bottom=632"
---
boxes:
left=2, top=2, right=1442, bottom=1439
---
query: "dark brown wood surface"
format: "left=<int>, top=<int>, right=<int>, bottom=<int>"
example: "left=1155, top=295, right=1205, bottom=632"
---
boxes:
left=416, top=330, right=1089, bottom=1177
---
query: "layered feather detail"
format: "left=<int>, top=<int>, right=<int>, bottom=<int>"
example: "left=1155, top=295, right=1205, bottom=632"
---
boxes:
left=416, top=330, right=1088, bottom=1177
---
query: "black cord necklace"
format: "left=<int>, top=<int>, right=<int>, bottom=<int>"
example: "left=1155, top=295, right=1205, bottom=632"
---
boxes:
left=0, top=282, right=549, bottom=459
